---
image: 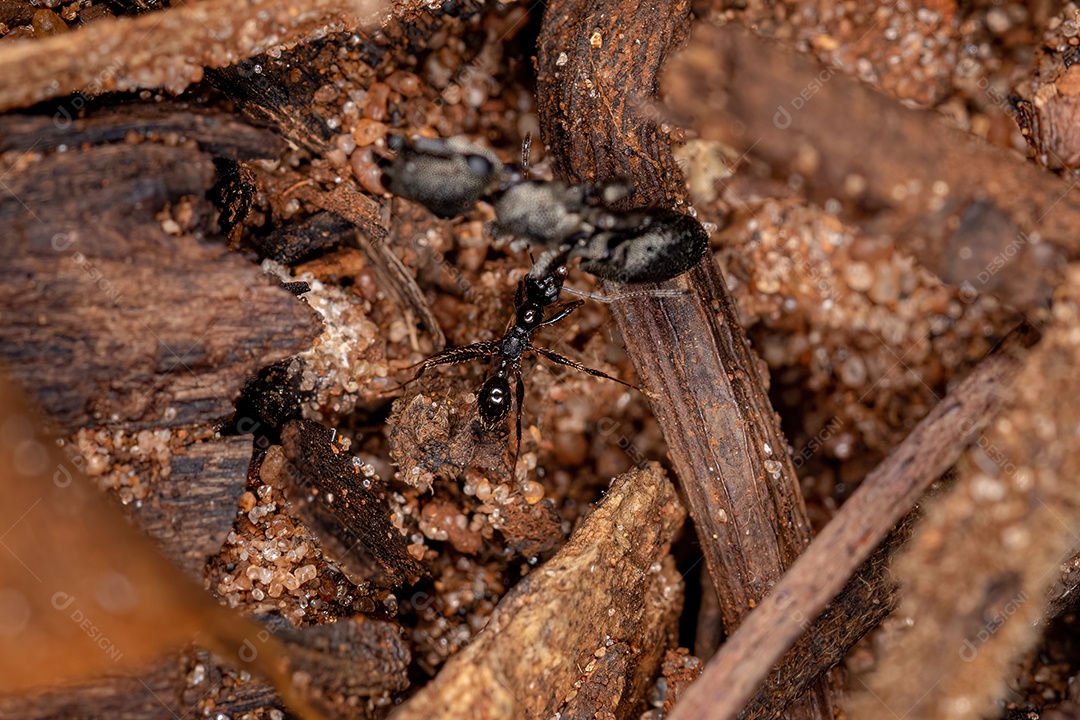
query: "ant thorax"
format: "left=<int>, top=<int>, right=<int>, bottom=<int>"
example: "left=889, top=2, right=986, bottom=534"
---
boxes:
left=490, top=182, right=595, bottom=247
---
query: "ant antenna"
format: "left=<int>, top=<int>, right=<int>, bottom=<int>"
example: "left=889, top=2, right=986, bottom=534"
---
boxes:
left=521, top=133, right=532, bottom=181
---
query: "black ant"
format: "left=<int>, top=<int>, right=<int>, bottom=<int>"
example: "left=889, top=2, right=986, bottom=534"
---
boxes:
left=406, top=265, right=637, bottom=465
left=383, top=134, right=696, bottom=465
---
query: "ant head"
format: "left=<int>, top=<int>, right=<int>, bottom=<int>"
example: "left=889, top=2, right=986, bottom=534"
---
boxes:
left=477, top=375, right=512, bottom=428
left=521, top=265, right=567, bottom=307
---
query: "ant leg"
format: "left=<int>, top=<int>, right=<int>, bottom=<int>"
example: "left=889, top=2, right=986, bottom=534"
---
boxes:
left=538, top=300, right=585, bottom=328
left=512, top=367, right=525, bottom=469
left=411, top=342, right=498, bottom=372
left=386, top=342, right=498, bottom=395
left=533, top=346, right=641, bottom=393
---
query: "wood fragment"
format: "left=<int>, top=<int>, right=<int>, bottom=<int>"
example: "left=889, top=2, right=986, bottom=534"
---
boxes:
left=0, top=142, right=320, bottom=433
left=667, top=323, right=1039, bottom=720
left=536, top=2, right=830, bottom=717
left=1015, top=60, right=1080, bottom=171
left=2, top=618, right=410, bottom=720
left=250, top=211, right=356, bottom=264
left=0, top=108, right=285, bottom=160
left=0, top=0, right=382, bottom=113
left=664, top=24, right=1078, bottom=311
left=132, top=435, right=251, bottom=580
left=0, top=651, right=250, bottom=720
left=291, top=183, right=446, bottom=349
left=273, top=616, right=411, bottom=714
left=1046, top=545, right=1080, bottom=618
left=206, top=59, right=338, bottom=156
left=280, top=419, right=427, bottom=588
left=391, top=464, right=685, bottom=720
left=847, top=268, right=1080, bottom=719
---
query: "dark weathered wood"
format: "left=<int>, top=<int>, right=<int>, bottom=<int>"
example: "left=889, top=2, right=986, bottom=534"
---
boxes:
left=207, top=58, right=337, bottom=156
left=1, top=619, right=410, bottom=720
left=0, top=142, right=320, bottom=433
left=280, top=418, right=427, bottom=588
left=0, top=109, right=286, bottom=160
left=133, top=436, right=252, bottom=580
left=1014, top=59, right=1080, bottom=171
left=272, top=615, right=411, bottom=716
left=0, top=650, right=270, bottom=720
left=664, top=24, right=1075, bottom=311
left=0, top=374, right=312, bottom=713
left=536, top=3, right=830, bottom=718
left=392, top=464, right=685, bottom=720
left=1047, top=545, right=1080, bottom=618
left=668, top=324, right=1039, bottom=720
left=250, top=210, right=356, bottom=264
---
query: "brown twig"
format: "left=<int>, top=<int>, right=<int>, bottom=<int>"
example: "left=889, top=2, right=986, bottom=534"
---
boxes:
left=848, top=268, right=1080, bottom=719
left=668, top=322, right=1039, bottom=720
left=536, top=2, right=831, bottom=717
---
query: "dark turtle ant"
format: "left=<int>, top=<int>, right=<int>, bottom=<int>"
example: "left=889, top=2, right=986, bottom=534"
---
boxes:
left=406, top=265, right=636, bottom=464
left=379, top=134, right=710, bottom=284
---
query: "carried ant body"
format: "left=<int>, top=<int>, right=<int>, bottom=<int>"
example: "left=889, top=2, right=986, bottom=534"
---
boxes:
left=407, top=265, right=635, bottom=464
left=380, top=135, right=709, bottom=284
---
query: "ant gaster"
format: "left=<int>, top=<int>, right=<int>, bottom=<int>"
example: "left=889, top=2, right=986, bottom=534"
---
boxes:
left=407, top=265, right=635, bottom=464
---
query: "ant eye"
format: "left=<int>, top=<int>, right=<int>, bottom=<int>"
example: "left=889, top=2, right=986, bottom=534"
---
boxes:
left=466, top=154, right=494, bottom=177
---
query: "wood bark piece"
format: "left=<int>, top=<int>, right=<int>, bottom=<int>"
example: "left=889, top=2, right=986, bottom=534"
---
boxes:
left=536, top=2, right=829, bottom=717
left=0, top=646, right=289, bottom=720
left=668, top=323, right=1039, bottom=720
left=664, top=23, right=1076, bottom=311
left=250, top=211, right=356, bottom=264
left=1046, top=545, right=1080, bottom=618
left=391, top=464, right=685, bottom=720
left=280, top=419, right=427, bottom=589
left=0, top=108, right=286, bottom=160
left=0, top=0, right=381, bottom=113
left=0, top=141, right=320, bottom=433
left=1015, top=61, right=1080, bottom=171
left=848, top=267, right=1080, bottom=719
left=0, top=608, right=409, bottom=720
left=272, top=616, right=411, bottom=716
left=131, top=435, right=252, bottom=580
